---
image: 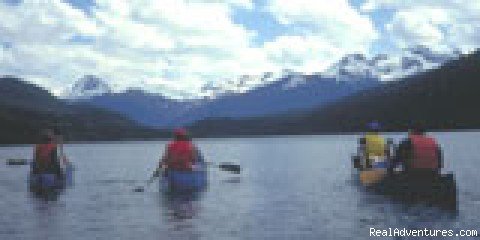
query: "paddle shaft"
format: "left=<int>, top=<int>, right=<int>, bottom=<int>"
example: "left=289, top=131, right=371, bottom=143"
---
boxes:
left=207, top=162, right=241, bottom=174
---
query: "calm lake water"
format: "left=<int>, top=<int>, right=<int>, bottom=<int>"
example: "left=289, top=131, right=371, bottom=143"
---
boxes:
left=0, top=132, right=479, bottom=240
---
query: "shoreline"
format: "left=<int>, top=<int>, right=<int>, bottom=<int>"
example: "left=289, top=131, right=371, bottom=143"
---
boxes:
left=1, top=128, right=478, bottom=146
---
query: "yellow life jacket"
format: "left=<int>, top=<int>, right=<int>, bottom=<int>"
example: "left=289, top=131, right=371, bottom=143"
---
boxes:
left=364, top=133, right=386, bottom=158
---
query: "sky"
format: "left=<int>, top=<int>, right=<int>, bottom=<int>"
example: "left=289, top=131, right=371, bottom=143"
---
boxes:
left=0, top=0, right=479, bottom=98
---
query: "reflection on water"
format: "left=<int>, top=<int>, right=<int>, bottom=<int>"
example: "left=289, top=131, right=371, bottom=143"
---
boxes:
left=162, top=191, right=204, bottom=221
left=0, top=133, right=479, bottom=239
left=221, top=176, right=242, bottom=184
left=29, top=188, right=65, bottom=202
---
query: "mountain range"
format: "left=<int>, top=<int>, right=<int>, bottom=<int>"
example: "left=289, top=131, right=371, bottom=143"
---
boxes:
left=66, top=46, right=460, bottom=128
left=190, top=50, right=480, bottom=136
left=1, top=46, right=474, bottom=144
left=0, top=77, right=167, bottom=144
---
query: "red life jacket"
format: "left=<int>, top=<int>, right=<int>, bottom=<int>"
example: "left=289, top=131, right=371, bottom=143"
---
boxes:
left=166, top=141, right=196, bottom=170
left=35, top=143, right=57, bottom=172
left=36, top=143, right=56, bottom=163
left=410, top=135, right=439, bottom=170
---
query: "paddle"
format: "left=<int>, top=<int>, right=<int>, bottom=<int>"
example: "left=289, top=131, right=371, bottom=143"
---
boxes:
left=214, top=162, right=241, bottom=174
left=133, top=167, right=162, bottom=192
left=6, top=158, right=30, bottom=166
left=133, top=162, right=241, bottom=192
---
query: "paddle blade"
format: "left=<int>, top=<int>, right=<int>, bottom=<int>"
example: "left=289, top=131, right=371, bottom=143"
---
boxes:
left=218, top=163, right=241, bottom=174
left=6, top=159, right=29, bottom=166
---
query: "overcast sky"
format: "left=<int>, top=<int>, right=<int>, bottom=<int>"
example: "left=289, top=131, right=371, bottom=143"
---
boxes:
left=0, top=0, right=479, bottom=97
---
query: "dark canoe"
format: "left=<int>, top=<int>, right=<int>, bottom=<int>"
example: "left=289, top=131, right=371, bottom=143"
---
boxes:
left=372, top=172, right=457, bottom=211
left=160, top=163, right=208, bottom=192
left=352, top=155, right=457, bottom=210
left=29, top=163, right=74, bottom=191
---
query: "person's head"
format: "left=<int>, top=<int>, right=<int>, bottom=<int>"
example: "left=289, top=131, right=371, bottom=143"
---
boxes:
left=52, top=126, right=61, bottom=136
left=39, top=128, right=55, bottom=143
left=173, top=128, right=190, bottom=141
left=367, top=121, right=381, bottom=132
left=411, top=127, right=426, bottom=135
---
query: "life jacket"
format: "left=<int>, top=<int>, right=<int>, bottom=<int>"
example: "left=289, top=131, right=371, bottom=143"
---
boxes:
left=34, top=143, right=57, bottom=172
left=409, top=135, right=439, bottom=170
left=364, top=133, right=386, bottom=158
left=166, top=141, right=196, bottom=170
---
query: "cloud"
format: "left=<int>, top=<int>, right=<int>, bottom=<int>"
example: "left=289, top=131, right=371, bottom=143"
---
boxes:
left=363, top=0, right=480, bottom=53
left=0, top=0, right=375, bottom=98
left=0, top=0, right=263, bottom=97
left=1, top=0, right=478, bottom=99
left=262, top=0, right=378, bottom=72
left=265, top=0, right=378, bottom=50
left=0, top=0, right=98, bottom=44
left=262, top=35, right=343, bottom=73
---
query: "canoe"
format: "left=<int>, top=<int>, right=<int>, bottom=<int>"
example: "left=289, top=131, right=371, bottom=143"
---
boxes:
left=352, top=155, right=389, bottom=186
left=374, top=172, right=457, bottom=210
left=160, top=163, right=208, bottom=192
left=359, top=169, right=387, bottom=186
left=29, top=163, right=74, bottom=191
left=352, top=156, right=457, bottom=210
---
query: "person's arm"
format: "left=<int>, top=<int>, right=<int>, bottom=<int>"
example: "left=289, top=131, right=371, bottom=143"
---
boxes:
left=153, top=145, right=169, bottom=176
left=32, top=145, right=38, bottom=171
left=358, top=137, right=366, bottom=157
left=402, top=139, right=413, bottom=171
left=32, top=145, right=37, bottom=161
left=53, top=134, right=68, bottom=165
left=437, top=146, right=443, bottom=170
left=194, top=146, right=204, bottom=163
left=394, top=139, right=410, bottom=168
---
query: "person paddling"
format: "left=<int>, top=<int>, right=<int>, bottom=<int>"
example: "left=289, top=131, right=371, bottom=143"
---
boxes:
left=394, top=127, right=442, bottom=177
left=155, top=128, right=203, bottom=177
left=358, top=121, right=387, bottom=169
left=32, top=129, right=62, bottom=177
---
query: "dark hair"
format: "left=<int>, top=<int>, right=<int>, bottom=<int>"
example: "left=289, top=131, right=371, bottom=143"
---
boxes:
left=367, top=121, right=381, bottom=132
left=412, top=127, right=426, bottom=135
left=175, top=134, right=190, bottom=141
left=52, top=126, right=61, bottom=136
left=39, top=128, right=54, bottom=143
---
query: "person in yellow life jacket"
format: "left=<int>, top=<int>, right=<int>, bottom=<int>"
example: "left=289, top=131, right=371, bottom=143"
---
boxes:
left=358, top=121, right=386, bottom=169
left=158, top=128, right=203, bottom=174
left=32, top=129, right=61, bottom=176
left=394, top=127, right=442, bottom=177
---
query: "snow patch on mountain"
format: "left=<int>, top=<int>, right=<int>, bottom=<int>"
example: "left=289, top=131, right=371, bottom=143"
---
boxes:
left=66, top=46, right=460, bottom=100
left=65, top=75, right=112, bottom=99
left=324, top=45, right=460, bottom=81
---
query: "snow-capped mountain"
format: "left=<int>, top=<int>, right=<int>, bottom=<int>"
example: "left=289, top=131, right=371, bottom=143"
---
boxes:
left=65, top=75, right=112, bottom=99
left=199, top=46, right=459, bottom=98
left=324, top=45, right=460, bottom=82
left=65, top=46, right=462, bottom=128
left=199, top=72, right=282, bottom=99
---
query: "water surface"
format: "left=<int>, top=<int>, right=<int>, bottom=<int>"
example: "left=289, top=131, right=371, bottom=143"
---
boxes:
left=0, top=132, right=479, bottom=239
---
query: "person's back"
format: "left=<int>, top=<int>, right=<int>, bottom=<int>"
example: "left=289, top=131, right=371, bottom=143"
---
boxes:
left=33, top=129, right=60, bottom=175
left=163, top=129, right=199, bottom=171
left=409, top=131, right=442, bottom=177
left=166, top=140, right=196, bottom=170
left=360, top=122, right=386, bottom=169
left=365, top=132, right=386, bottom=159
left=396, top=128, right=442, bottom=177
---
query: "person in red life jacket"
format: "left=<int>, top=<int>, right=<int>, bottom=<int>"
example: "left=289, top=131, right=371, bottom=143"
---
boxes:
left=394, top=127, right=443, bottom=177
left=32, top=129, right=62, bottom=176
left=158, top=128, right=203, bottom=173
